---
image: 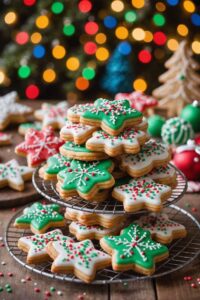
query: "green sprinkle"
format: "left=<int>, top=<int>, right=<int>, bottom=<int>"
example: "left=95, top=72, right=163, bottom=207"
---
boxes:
left=50, top=287, right=56, bottom=292
left=6, top=288, right=12, bottom=293
left=5, top=284, right=10, bottom=288
left=123, top=282, right=128, bottom=286
left=0, top=286, right=3, bottom=292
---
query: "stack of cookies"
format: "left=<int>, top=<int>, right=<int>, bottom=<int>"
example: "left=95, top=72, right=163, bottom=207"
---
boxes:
left=15, top=99, right=187, bottom=283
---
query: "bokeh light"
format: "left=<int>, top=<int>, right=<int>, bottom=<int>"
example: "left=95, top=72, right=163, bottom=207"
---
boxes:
left=133, top=78, right=147, bottom=92
left=52, top=45, right=66, bottom=59
left=51, top=2, right=64, bottom=14
left=156, top=2, right=166, bottom=12
left=18, top=66, right=31, bottom=78
left=23, top=0, right=36, bottom=6
left=82, top=67, right=95, bottom=80
left=63, top=23, right=75, bottom=36
left=15, top=32, right=29, bottom=45
left=167, top=38, right=179, bottom=51
left=43, top=69, right=56, bottom=83
left=138, top=50, right=152, bottom=63
left=111, top=0, right=124, bottom=12
left=76, top=77, right=89, bottom=90
left=104, top=16, right=117, bottom=28
left=84, top=41, right=97, bottom=55
left=115, top=26, right=128, bottom=39
left=192, top=41, right=200, bottom=54
left=183, top=1, right=195, bottom=13
left=132, top=28, right=145, bottom=41
left=35, top=15, right=49, bottom=29
left=4, top=12, right=17, bottom=25
left=132, top=0, right=144, bottom=9
left=125, top=10, right=137, bottom=23
left=78, top=0, right=92, bottom=13
left=118, top=42, right=132, bottom=55
left=153, top=13, right=165, bottom=26
left=191, top=13, right=200, bottom=26
left=153, top=31, right=167, bottom=45
left=25, top=84, right=39, bottom=99
left=85, top=21, right=99, bottom=35
left=95, top=33, right=107, bottom=44
left=177, top=24, right=188, bottom=36
left=66, top=57, right=80, bottom=71
left=31, top=32, right=42, bottom=44
left=33, top=45, right=46, bottom=58
left=95, top=47, right=109, bottom=61
left=144, top=31, right=153, bottom=42
left=0, top=71, right=6, bottom=84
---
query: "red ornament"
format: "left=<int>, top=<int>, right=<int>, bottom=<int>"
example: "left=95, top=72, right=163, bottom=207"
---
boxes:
left=173, top=140, right=200, bottom=181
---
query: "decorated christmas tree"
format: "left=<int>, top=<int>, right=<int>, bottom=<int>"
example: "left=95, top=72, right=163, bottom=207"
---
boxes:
left=153, top=40, right=200, bottom=116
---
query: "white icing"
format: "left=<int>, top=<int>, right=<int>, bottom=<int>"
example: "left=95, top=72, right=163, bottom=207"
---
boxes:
left=0, top=91, right=32, bottom=123
left=86, top=128, right=146, bottom=150
left=0, top=159, right=33, bottom=186
left=52, top=239, right=110, bottom=276
left=135, top=213, right=185, bottom=238
left=60, top=120, right=95, bottom=138
left=140, top=165, right=176, bottom=180
left=67, top=103, right=94, bottom=118
left=113, top=178, right=171, bottom=207
left=0, top=133, right=11, bottom=142
left=120, top=140, right=169, bottom=172
left=35, top=101, right=69, bottom=128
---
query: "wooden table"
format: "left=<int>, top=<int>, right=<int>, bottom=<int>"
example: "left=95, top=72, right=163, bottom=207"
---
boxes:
left=0, top=100, right=199, bottom=299
left=0, top=193, right=199, bottom=300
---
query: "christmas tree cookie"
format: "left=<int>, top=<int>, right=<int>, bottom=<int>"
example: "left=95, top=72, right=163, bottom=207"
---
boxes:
left=14, top=202, right=65, bottom=234
left=18, top=229, right=74, bottom=264
left=46, top=239, right=111, bottom=283
left=57, top=159, right=115, bottom=201
left=0, top=159, right=33, bottom=191
left=86, top=128, right=148, bottom=157
left=112, top=178, right=171, bottom=212
left=34, top=101, right=69, bottom=129
left=80, top=99, right=143, bottom=136
left=119, top=139, right=171, bottom=177
left=60, top=120, right=96, bottom=144
left=39, top=153, right=72, bottom=180
left=60, top=141, right=108, bottom=161
left=15, top=127, right=64, bottom=167
left=135, top=213, right=187, bottom=244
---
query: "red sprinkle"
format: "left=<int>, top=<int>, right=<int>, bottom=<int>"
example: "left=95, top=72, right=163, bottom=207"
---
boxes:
left=197, top=278, right=200, bottom=282
left=26, top=276, right=31, bottom=281
left=34, top=288, right=40, bottom=293
left=45, top=291, right=51, bottom=297
left=0, top=272, right=4, bottom=277
left=191, top=283, right=197, bottom=288
left=8, top=272, right=13, bottom=277
left=192, top=207, right=197, bottom=212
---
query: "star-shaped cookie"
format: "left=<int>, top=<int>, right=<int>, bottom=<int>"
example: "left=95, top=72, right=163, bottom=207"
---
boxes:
left=100, top=223, right=168, bottom=275
left=135, top=213, right=187, bottom=244
left=86, top=128, right=148, bottom=157
left=0, top=159, right=33, bottom=191
left=18, top=229, right=73, bottom=264
left=119, top=139, right=171, bottom=177
left=80, top=98, right=142, bottom=136
left=46, top=239, right=111, bottom=283
left=57, top=159, right=115, bottom=200
left=142, top=164, right=177, bottom=187
left=39, top=153, right=72, bottom=180
left=34, top=101, right=69, bottom=129
left=15, top=127, right=64, bottom=167
left=60, top=120, right=96, bottom=144
left=112, top=178, right=171, bottom=212
left=69, top=221, right=123, bottom=241
left=0, top=91, right=32, bottom=130
left=67, top=103, right=94, bottom=123
left=14, top=202, right=65, bottom=234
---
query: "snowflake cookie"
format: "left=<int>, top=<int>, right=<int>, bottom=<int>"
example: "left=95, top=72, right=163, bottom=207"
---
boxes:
left=39, top=153, right=72, bottom=180
left=0, top=132, right=11, bottom=146
left=18, top=229, right=73, bottom=264
left=60, top=141, right=108, bottom=161
left=112, top=178, right=171, bottom=212
left=57, top=159, right=115, bottom=201
left=0, top=91, right=32, bottom=130
left=100, top=223, right=169, bottom=275
left=65, top=207, right=125, bottom=229
left=86, top=128, right=148, bottom=157
left=15, top=127, right=64, bottom=167
left=46, top=239, right=111, bottom=283
left=0, top=159, right=33, bottom=191
left=80, top=98, right=143, bottom=136
left=135, top=213, right=187, bottom=244
left=67, top=103, right=94, bottom=123
left=119, top=139, right=171, bottom=177
left=34, top=101, right=69, bottom=129
left=69, top=221, right=123, bottom=241
left=14, top=202, right=65, bottom=234
left=60, top=120, right=96, bottom=144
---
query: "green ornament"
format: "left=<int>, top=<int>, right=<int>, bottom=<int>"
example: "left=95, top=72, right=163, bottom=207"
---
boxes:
left=148, top=115, right=165, bottom=137
left=180, top=101, right=200, bottom=133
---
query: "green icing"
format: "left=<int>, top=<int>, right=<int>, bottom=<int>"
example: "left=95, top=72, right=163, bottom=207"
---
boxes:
left=58, top=159, right=113, bottom=194
left=45, top=154, right=71, bottom=175
left=15, top=202, right=64, bottom=230
left=19, top=122, right=42, bottom=132
left=62, top=141, right=92, bottom=153
left=82, top=99, right=142, bottom=130
left=102, top=223, right=168, bottom=269
left=161, top=117, right=194, bottom=146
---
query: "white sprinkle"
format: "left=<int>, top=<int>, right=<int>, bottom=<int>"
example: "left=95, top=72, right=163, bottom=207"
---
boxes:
left=34, top=282, right=37, bottom=286
left=21, top=279, right=26, bottom=283
left=1, top=261, right=6, bottom=265
left=57, top=290, right=63, bottom=296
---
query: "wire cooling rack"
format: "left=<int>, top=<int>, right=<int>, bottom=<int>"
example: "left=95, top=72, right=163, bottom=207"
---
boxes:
left=5, top=205, right=200, bottom=285
left=32, top=164, right=187, bottom=214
